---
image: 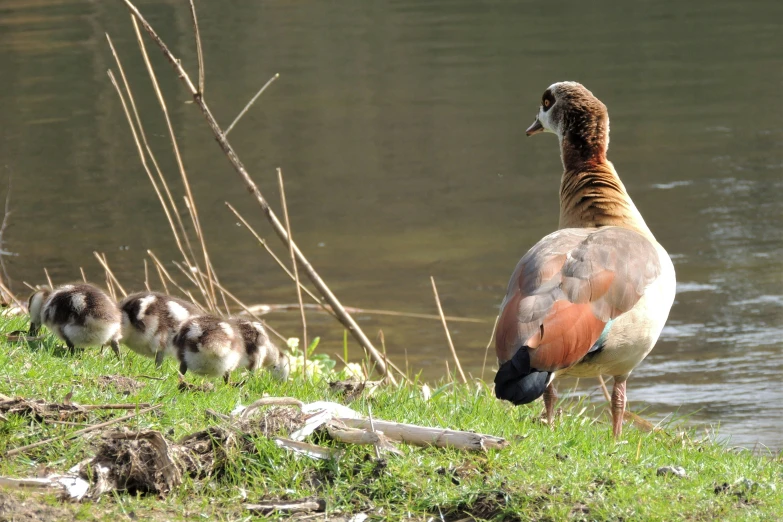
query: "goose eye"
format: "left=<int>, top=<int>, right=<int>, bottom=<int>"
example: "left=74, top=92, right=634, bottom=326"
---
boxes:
left=543, top=99, right=550, bottom=108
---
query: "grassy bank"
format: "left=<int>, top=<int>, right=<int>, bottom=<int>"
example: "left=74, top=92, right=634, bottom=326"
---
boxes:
left=0, top=313, right=780, bottom=521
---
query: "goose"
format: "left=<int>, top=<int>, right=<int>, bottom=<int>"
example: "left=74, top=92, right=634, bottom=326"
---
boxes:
left=493, top=82, right=676, bottom=437
left=173, top=315, right=244, bottom=384
left=28, top=283, right=122, bottom=358
left=233, top=318, right=290, bottom=381
left=119, top=292, right=201, bottom=367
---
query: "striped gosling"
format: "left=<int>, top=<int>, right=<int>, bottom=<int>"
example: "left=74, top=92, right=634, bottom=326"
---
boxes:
left=28, top=283, right=122, bottom=358
left=234, top=318, right=290, bottom=381
left=173, top=315, right=244, bottom=384
left=119, top=292, right=201, bottom=367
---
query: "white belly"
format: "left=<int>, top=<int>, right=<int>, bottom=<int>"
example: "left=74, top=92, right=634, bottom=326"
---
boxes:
left=183, top=350, right=242, bottom=377
left=54, top=318, right=120, bottom=348
left=560, top=242, right=676, bottom=379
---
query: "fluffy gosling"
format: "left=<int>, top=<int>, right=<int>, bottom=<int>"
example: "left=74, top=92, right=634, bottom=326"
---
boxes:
left=234, top=318, right=290, bottom=381
left=173, top=315, right=244, bottom=384
left=119, top=291, right=201, bottom=367
left=28, top=283, right=122, bottom=357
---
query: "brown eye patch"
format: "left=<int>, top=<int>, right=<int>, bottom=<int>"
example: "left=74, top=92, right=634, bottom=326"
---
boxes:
left=542, top=90, right=555, bottom=112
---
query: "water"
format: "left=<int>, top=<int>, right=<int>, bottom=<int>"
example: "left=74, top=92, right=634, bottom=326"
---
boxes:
left=1, top=0, right=781, bottom=449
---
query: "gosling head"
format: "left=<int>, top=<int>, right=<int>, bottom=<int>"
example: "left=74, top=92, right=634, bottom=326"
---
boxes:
left=271, top=352, right=290, bottom=382
left=526, top=81, right=610, bottom=160
left=27, top=288, right=51, bottom=336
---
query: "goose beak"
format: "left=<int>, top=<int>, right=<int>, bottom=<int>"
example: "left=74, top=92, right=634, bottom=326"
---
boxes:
left=526, top=118, right=544, bottom=136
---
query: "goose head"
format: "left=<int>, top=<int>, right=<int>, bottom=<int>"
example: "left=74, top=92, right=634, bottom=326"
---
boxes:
left=27, top=288, right=51, bottom=336
left=526, top=81, right=610, bottom=160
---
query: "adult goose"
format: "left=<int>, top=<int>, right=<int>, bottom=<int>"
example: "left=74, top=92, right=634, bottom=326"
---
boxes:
left=493, top=82, right=676, bottom=437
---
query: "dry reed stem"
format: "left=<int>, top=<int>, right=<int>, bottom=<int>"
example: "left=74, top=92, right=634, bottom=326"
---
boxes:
left=147, top=251, right=206, bottom=311
left=119, top=0, right=395, bottom=384
left=0, top=181, right=14, bottom=287
left=278, top=169, right=307, bottom=376
left=181, top=265, right=288, bottom=343
left=143, top=259, right=151, bottom=292
left=480, top=314, right=500, bottom=382
left=93, top=252, right=128, bottom=298
left=187, top=0, right=204, bottom=96
left=128, top=17, right=216, bottom=311
left=105, top=36, right=200, bottom=290
left=226, top=202, right=328, bottom=312
left=224, top=73, right=279, bottom=136
left=430, top=276, right=467, bottom=384
left=0, top=279, right=24, bottom=310
left=169, top=260, right=286, bottom=343
left=597, top=375, right=612, bottom=402
left=43, top=268, right=53, bottom=290
left=154, top=262, right=169, bottom=295
left=79, top=267, right=88, bottom=284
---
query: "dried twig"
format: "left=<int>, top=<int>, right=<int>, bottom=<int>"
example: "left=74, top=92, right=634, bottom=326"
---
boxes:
left=225, top=73, right=279, bottom=136
left=430, top=276, right=466, bottom=384
left=105, top=38, right=199, bottom=285
left=143, top=259, right=151, bottom=292
left=119, top=0, right=395, bottom=383
left=93, top=252, right=127, bottom=298
left=278, top=169, right=307, bottom=376
left=43, top=268, right=53, bottom=290
left=480, top=315, right=499, bottom=382
left=128, top=17, right=215, bottom=311
left=5, top=404, right=161, bottom=457
left=187, top=0, right=204, bottom=96
left=226, top=203, right=329, bottom=314
left=0, top=179, right=16, bottom=288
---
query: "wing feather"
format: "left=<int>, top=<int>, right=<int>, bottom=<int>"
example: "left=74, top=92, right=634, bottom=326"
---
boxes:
left=495, top=226, right=661, bottom=372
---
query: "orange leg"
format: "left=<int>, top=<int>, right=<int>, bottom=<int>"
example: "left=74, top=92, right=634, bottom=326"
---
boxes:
left=543, top=382, right=557, bottom=425
left=611, top=379, right=627, bottom=438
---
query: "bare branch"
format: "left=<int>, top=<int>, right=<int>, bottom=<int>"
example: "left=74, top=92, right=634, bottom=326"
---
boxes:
left=119, top=0, right=395, bottom=384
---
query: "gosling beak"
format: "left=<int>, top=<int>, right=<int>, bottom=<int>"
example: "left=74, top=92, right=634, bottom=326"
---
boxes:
left=526, top=118, right=544, bottom=136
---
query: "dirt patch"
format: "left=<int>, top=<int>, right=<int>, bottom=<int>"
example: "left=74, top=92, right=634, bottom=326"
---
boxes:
left=97, top=375, right=144, bottom=395
left=0, top=492, right=76, bottom=522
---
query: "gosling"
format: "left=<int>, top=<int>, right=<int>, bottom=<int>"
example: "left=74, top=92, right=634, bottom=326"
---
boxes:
left=173, top=315, right=244, bottom=384
left=234, top=318, right=290, bottom=381
left=119, top=292, right=201, bottom=367
left=28, top=283, right=122, bottom=358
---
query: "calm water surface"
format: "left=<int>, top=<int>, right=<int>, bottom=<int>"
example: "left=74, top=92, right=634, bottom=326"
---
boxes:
left=0, top=0, right=781, bottom=448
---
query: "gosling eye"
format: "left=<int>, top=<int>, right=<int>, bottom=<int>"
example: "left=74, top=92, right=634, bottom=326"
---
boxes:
left=541, top=90, right=555, bottom=112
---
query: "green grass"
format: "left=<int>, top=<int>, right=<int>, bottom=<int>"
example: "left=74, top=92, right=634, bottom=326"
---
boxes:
left=0, top=312, right=780, bottom=521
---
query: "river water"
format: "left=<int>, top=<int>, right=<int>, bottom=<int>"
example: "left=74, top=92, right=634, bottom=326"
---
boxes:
left=1, top=0, right=781, bottom=449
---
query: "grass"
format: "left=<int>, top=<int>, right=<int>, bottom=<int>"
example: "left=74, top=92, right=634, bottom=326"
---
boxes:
left=0, top=313, right=781, bottom=521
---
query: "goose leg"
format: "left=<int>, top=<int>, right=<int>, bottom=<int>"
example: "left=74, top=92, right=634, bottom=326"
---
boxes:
left=155, top=350, right=165, bottom=368
left=223, top=372, right=230, bottom=385
left=611, top=378, right=627, bottom=438
left=110, top=339, right=121, bottom=361
left=64, top=338, right=76, bottom=355
left=543, top=382, right=557, bottom=425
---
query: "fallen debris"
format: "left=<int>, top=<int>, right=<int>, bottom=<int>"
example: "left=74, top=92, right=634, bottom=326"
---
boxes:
left=0, top=396, right=507, bottom=501
left=657, top=465, right=687, bottom=478
left=4, top=404, right=161, bottom=457
left=245, top=498, right=326, bottom=515
left=0, top=397, right=152, bottom=423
